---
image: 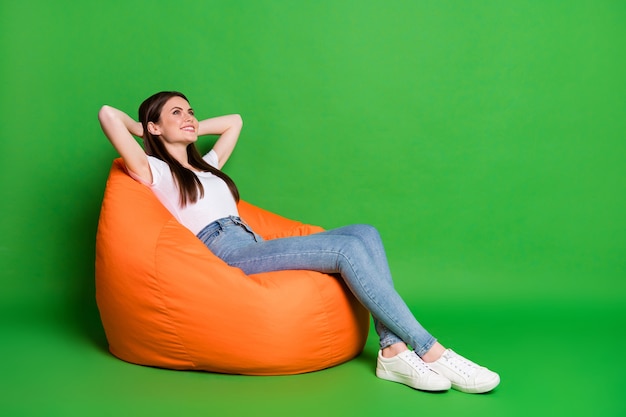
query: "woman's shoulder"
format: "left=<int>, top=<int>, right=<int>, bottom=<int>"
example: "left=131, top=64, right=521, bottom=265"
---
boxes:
left=202, top=149, right=219, bottom=168
left=145, top=155, right=169, bottom=169
left=142, top=156, right=175, bottom=184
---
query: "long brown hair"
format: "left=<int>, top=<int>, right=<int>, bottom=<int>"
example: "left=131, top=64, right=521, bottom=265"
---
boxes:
left=138, top=91, right=240, bottom=206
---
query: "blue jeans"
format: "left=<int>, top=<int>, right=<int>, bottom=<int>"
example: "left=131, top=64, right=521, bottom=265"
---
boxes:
left=197, top=216, right=437, bottom=356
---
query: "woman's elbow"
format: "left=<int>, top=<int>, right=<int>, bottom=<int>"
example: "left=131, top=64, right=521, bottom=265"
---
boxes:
left=232, top=114, right=243, bottom=128
left=98, top=105, right=114, bottom=123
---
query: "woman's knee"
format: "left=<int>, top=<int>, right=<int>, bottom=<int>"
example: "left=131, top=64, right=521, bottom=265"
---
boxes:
left=326, top=224, right=384, bottom=254
left=336, top=223, right=378, bottom=238
left=338, top=230, right=380, bottom=260
left=351, top=224, right=382, bottom=245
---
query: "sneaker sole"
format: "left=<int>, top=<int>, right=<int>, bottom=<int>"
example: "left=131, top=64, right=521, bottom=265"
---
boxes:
left=376, top=368, right=451, bottom=392
left=451, top=374, right=500, bottom=394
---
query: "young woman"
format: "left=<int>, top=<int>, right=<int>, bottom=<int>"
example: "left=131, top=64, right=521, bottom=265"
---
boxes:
left=98, top=91, right=500, bottom=394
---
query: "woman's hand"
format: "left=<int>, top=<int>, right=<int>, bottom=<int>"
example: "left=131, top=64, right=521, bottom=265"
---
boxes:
left=198, top=114, right=243, bottom=169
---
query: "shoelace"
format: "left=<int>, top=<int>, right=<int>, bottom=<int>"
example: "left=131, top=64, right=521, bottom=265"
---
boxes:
left=443, top=350, right=479, bottom=378
left=402, top=351, right=434, bottom=375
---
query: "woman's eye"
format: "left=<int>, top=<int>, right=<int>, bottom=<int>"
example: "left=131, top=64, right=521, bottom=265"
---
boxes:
left=173, top=110, right=180, bottom=115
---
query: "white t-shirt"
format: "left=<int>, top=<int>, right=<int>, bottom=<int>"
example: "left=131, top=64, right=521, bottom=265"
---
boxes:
left=129, top=150, right=239, bottom=235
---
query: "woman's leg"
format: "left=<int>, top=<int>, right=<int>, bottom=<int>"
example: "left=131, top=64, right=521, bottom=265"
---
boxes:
left=314, top=227, right=499, bottom=393
left=199, top=218, right=500, bottom=393
left=205, top=221, right=436, bottom=357
left=316, top=226, right=406, bottom=350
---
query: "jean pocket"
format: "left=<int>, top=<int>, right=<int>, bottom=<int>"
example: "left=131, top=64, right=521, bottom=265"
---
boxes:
left=198, top=228, right=224, bottom=248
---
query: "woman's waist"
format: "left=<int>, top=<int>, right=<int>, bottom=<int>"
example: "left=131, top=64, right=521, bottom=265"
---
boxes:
left=196, top=215, right=249, bottom=239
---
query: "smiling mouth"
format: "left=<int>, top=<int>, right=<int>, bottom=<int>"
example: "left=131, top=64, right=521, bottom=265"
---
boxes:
left=181, top=126, right=196, bottom=132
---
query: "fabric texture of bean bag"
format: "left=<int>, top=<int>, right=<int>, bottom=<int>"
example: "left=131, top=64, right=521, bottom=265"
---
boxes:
left=95, top=159, right=370, bottom=375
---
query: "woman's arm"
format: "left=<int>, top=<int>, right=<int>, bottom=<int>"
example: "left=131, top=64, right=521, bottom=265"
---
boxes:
left=98, top=105, right=152, bottom=183
left=198, top=114, right=243, bottom=169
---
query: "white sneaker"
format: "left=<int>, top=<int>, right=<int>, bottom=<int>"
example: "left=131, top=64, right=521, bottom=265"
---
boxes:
left=428, top=349, right=500, bottom=393
left=376, top=350, right=451, bottom=392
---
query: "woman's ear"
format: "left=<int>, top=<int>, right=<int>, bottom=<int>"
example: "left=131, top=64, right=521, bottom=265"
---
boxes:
left=147, top=121, right=161, bottom=135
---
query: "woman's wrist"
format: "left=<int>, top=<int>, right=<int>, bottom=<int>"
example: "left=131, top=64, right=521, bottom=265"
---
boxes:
left=198, top=114, right=243, bottom=136
left=129, top=121, right=143, bottom=137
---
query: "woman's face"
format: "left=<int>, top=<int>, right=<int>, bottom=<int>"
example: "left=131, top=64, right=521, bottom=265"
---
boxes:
left=148, top=96, right=199, bottom=145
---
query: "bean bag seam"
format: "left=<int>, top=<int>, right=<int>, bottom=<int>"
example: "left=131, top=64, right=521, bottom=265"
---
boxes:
left=150, top=221, right=198, bottom=369
left=308, top=274, right=336, bottom=366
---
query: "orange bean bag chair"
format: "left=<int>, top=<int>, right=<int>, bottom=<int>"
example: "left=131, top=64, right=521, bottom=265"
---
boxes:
left=95, top=159, right=370, bottom=375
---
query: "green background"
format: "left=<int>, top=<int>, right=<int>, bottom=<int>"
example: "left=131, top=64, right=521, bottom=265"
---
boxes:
left=1, top=0, right=624, bottom=415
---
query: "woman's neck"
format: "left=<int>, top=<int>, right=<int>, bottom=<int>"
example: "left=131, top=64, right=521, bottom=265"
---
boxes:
left=164, top=143, right=190, bottom=168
